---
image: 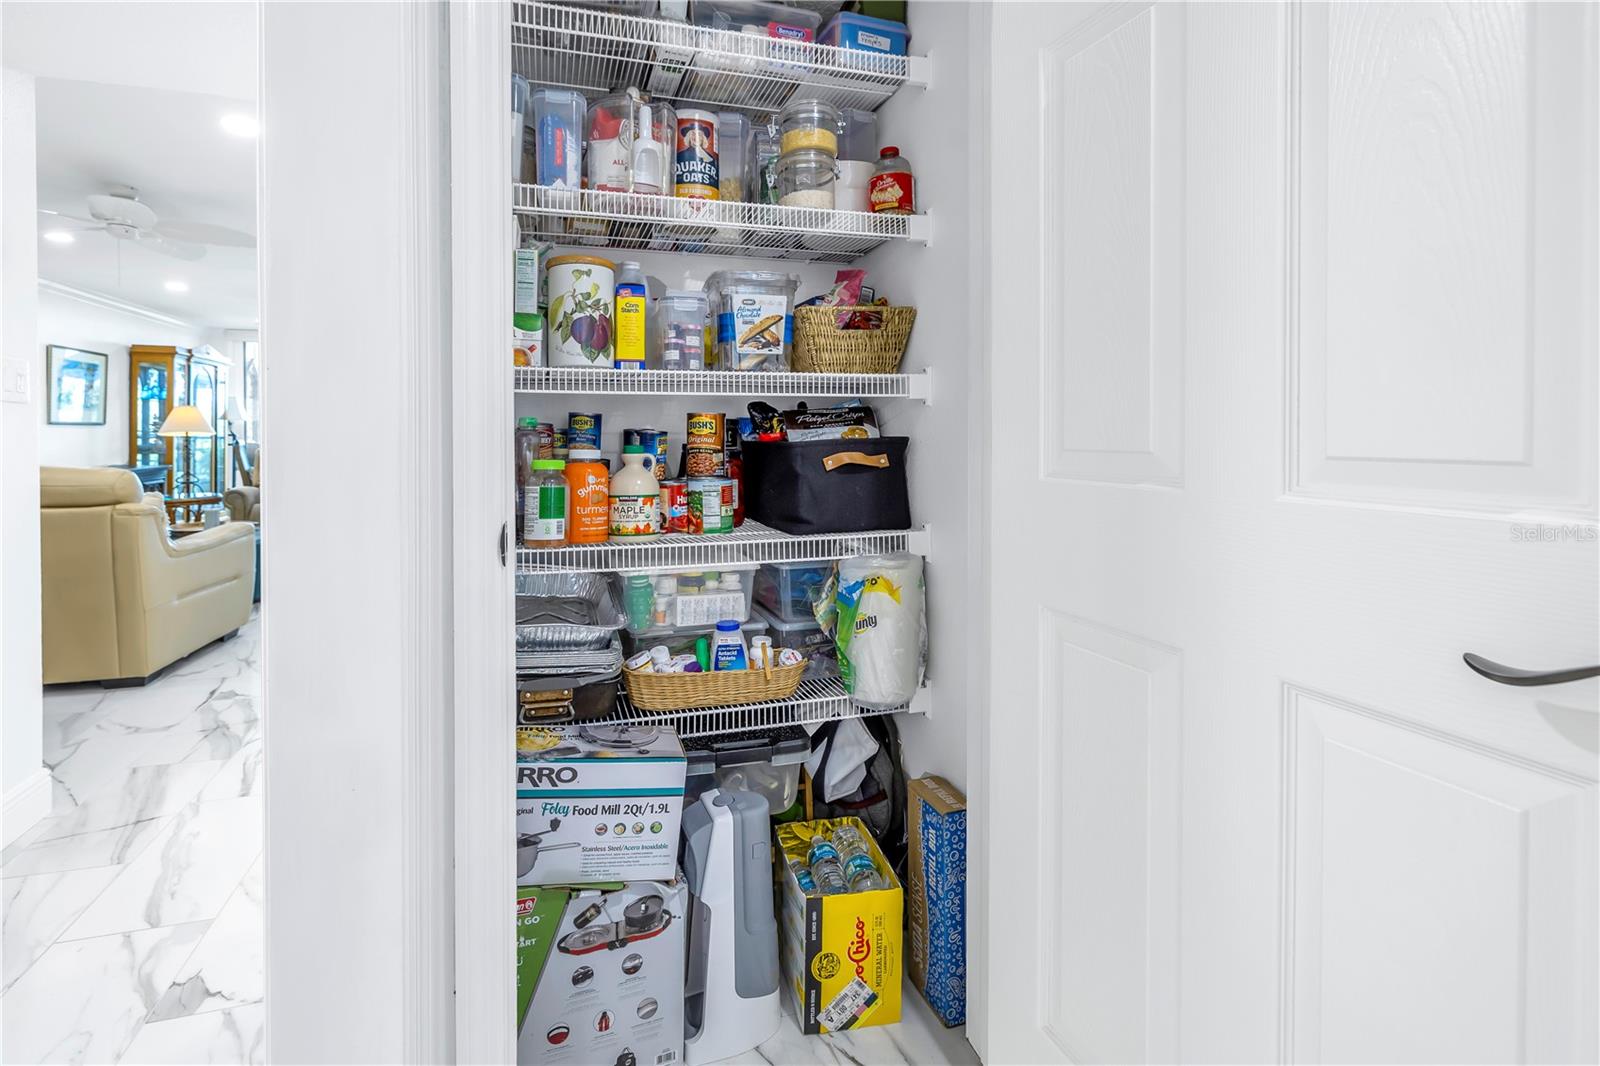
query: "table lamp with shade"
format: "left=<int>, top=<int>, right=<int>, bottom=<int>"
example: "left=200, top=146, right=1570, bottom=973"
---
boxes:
left=157, top=404, right=214, bottom=496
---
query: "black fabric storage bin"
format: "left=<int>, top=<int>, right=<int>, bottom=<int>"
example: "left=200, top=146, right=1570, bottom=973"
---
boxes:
left=741, top=437, right=911, bottom=535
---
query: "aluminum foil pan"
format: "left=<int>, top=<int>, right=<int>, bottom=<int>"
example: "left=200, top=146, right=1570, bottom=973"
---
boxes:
left=517, top=636, right=624, bottom=676
left=515, top=572, right=627, bottom=651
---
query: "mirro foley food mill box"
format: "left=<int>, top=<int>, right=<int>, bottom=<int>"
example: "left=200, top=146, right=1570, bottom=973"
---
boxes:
left=776, top=817, right=902, bottom=1034
left=516, top=724, right=685, bottom=886
left=516, top=879, right=687, bottom=1066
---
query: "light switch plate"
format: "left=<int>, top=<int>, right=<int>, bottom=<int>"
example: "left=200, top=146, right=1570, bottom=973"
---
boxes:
left=1, top=358, right=30, bottom=404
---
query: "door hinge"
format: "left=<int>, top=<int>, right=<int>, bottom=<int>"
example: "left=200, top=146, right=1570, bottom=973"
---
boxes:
left=499, top=522, right=508, bottom=567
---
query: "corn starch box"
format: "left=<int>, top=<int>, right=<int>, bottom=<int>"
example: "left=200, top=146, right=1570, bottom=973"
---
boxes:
left=776, top=817, right=902, bottom=1034
left=907, top=775, right=966, bottom=1026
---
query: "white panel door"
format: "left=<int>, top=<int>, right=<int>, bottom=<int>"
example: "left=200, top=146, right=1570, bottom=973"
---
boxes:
left=985, top=2, right=1598, bottom=1063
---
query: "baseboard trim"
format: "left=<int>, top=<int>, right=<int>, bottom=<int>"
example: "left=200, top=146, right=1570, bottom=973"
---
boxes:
left=3, top=769, right=52, bottom=848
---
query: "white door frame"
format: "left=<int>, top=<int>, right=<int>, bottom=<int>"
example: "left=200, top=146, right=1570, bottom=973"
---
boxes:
left=449, top=1, right=519, bottom=1062
left=260, top=3, right=455, bottom=1061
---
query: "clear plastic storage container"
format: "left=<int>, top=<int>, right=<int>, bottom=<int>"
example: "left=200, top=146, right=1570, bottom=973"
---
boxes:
left=525, top=87, right=586, bottom=189
left=779, top=98, right=841, bottom=157
left=836, top=107, right=878, bottom=162
left=715, top=112, right=753, bottom=202
left=754, top=605, right=839, bottom=680
left=620, top=565, right=758, bottom=633
left=684, top=726, right=810, bottom=814
left=585, top=92, right=675, bottom=195
left=657, top=289, right=708, bottom=371
left=777, top=148, right=838, bottom=210
left=753, top=560, right=834, bottom=622
left=512, top=75, right=530, bottom=183
left=704, top=270, right=799, bottom=371
left=818, top=10, right=910, bottom=55
left=692, top=0, right=820, bottom=40
left=621, top=616, right=769, bottom=661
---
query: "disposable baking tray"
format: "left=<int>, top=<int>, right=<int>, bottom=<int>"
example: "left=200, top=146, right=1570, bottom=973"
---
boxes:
left=515, top=572, right=628, bottom=650
left=517, top=636, right=625, bottom=676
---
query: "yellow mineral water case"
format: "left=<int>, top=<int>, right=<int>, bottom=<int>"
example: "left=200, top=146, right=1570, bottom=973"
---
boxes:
left=776, top=818, right=903, bottom=1034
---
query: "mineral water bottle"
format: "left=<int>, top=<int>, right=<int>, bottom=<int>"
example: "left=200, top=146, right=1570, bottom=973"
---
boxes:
left=806, top=835, right=848, bottom=895
left=789, top=859, right=818, bottom=895
left=832, top=824, right=886, bottom=892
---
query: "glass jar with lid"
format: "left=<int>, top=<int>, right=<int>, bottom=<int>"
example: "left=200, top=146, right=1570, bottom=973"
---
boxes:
left=778, top=99, right=841, bottom=157
left=777, top=148, right=838, bottom=210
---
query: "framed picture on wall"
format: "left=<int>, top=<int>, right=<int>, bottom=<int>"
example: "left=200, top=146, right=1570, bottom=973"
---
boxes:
left=46, top=345, right=109, bottom=425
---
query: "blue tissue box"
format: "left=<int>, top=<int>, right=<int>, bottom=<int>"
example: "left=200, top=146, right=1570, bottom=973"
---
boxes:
left=906, top=775, right=966, bottom=1026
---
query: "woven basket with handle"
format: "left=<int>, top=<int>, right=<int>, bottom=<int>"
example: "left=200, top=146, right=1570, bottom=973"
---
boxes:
left=792, top=305, right=917, bottom=374
left=622, top=659, right=806, bottom=711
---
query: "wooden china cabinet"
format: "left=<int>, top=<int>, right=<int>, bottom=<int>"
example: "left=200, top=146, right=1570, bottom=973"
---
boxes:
left=128, top=344, right=231, bottom=498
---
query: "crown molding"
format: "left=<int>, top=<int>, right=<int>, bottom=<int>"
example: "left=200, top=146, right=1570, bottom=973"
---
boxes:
left=37, top=278, right=197, bottom=330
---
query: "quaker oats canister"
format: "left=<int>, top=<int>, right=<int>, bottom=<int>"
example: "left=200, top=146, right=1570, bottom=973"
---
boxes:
left=674, top=110, right=720, bottom=200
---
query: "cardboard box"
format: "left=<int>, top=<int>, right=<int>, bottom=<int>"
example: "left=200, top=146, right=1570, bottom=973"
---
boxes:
left=907, top=775, right=966, bottom=1026
left=775, top=818, right=902, bottom=1034
left=517, top=725, right=686, bottom=885
left=517, top=879, right=687, bottom=1066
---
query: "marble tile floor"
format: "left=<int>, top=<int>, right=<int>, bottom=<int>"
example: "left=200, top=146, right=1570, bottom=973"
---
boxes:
left=2, top=613, right=263, bottom=1066
left=1, top=609, right=975, bottom=1065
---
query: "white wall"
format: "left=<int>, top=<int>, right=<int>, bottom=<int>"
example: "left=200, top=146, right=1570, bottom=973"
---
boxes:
left=862, top=0, right=977, bottom=793
left=1, top=67, right=47, bottom=844
left=34, top=286, right=224, bottom=469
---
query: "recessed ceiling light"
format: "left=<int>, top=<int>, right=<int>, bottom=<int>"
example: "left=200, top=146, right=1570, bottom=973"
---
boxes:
left=43, top=229, right=75, bottom=245
left=220, top=113, right=260, bottom=138
left=165, top=280, right=190, bottom=293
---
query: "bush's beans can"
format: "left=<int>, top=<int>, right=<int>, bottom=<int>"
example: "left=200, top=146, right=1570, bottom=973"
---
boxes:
left=687, top=477, right=734, bottom=535
left=674, top=110, right=720, bottom=200
left=685, top=412, right=725, bottom=477
left=567, top=412, right=602, bottom=451
left=624, top=428, right=670, bottom=482
left=659, top=479, right=689, bottom=533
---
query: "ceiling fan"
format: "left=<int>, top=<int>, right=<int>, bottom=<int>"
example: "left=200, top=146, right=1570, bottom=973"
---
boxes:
left=39, top=186, right=255, bottom=262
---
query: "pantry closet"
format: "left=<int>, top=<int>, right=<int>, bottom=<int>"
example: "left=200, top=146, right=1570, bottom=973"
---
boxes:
left=449, top=2, right=983, bottom=1062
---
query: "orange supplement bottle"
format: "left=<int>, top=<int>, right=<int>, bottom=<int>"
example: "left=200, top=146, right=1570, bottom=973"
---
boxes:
left=564, top=448, right=610, bottom=544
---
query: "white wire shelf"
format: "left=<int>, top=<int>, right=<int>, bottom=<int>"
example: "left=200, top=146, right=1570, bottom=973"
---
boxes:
left=515, top=185, right=929, bottom=264
left=517, top=521, right=929, bottom=574
left=512, top=1, right=928, bottom=118
left=596, top=676, right=923, bottom=738
left=514, top=365, right=930, bottom=400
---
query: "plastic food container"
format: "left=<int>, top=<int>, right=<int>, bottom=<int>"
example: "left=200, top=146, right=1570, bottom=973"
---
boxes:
left=619, top=564, right=757, bottom=632
left=526, top=87, right=586, bottom=189
left=512, top=75, right=530, bottom=182
left=819, top=10, right=910, bottom=55
left=585, top=93, right=675, bottom=196
left=657, top=289, right=708, bottom=371
left=622, top=615, right=769, bottom=661
left=753, top=124, right=781, bottom=204
left=704, top=270, right=799, bottom=371
left=692, top=0, right=820, bottom=41
left=684, top=725, right=810, bottom=813
left=779, top=99, right=841, bottom=156
left=777, top=148, right=838, bottom=210
left=753, top=560, right=834, bottom=622
left=754, top=605, right=838, bottom=680
left=715, top=112, right=753, bottom=202
left=837, top=107, right=879, bottom=163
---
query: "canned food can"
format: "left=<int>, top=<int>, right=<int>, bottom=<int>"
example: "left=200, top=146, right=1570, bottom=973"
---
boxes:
left=659, top=479, right=689, bottom=533
left=567, top=412, right=603, bottom=451
left=687, top=477, right=734, bottom=535
left=684, top=445, right=722, bottom=479
left=685, top=412, right=724, bottom=448
left=536, top=422, right=555, bottom=459
left=624, top=428, right=671, bottom=482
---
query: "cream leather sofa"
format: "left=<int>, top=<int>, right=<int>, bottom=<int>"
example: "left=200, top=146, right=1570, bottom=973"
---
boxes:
left=41, top=467, right=256, bottom=686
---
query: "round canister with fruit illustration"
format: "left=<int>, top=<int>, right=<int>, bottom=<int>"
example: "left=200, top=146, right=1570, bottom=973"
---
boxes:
left=546, top=254, right=616, bottom=367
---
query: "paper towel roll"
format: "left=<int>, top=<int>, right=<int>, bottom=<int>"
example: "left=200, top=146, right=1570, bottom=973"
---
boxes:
left=836, top=553, right=925, bottom=709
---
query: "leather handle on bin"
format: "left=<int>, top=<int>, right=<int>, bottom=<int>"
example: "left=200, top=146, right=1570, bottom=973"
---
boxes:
left=822, top=451, right=890, bottom=471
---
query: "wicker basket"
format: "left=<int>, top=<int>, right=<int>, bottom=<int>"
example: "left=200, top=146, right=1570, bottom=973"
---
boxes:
left=622, top=660, right=807, bottom=711
left=792, top=305, right=917, bottom=374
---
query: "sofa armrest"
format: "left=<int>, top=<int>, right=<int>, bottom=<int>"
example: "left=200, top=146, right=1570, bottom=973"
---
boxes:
left=223, top=486, right=260, bottom=523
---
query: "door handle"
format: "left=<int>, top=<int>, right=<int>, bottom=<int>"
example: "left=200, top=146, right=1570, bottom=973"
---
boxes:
left=1462, top=653, right=1600, bottom=687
